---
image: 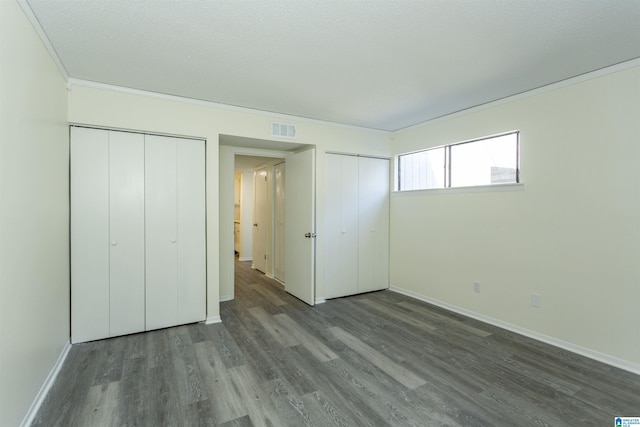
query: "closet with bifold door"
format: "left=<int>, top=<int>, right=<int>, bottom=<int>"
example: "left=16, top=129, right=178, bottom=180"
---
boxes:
left=324, top=153, right=390, bottom=299
left=70, top=127, right=206, bottom=344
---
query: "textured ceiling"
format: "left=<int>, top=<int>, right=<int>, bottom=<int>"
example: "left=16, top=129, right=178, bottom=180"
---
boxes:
left=25, top=0, right=640, bottom=131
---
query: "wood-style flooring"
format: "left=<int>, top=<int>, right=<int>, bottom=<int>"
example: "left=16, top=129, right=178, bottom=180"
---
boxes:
left=32, top=260, right=640, bottom=426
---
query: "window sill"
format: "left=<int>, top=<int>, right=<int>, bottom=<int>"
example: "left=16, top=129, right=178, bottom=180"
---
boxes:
left=392, top=183, right=525, bottom=195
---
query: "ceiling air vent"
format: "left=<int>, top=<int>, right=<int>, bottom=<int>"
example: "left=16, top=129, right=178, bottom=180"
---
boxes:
left=271, top=122, right=296, bottom=139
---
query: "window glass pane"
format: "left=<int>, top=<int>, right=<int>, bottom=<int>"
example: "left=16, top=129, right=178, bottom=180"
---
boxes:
left=399, top=147, right=444, bottom=190
left=450, top=133, right=518, bottom=187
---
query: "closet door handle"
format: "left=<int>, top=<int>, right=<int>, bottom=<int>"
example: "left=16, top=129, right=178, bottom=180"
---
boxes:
left=111, top=240, right=118, bottom=246
left=171, top=238, right=177, bottom=243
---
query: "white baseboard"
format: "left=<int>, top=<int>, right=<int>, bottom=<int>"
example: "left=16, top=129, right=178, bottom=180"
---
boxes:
left=389, top=285, right=640, bottom=376
left=219, top=295, right=234, bottom=302
left=238, top=257, right=252, bottom=262
left=20, top=340, right=71, bottom=427
left=204, top=315, right=222, bottom=325
left=314, top=297, right=326, bottom=305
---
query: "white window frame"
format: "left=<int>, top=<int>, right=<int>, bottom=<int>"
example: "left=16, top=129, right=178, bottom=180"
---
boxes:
left=396, top=131, right=520, bottom=192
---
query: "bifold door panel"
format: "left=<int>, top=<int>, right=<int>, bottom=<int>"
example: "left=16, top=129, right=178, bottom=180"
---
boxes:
left=144, top=135, right=179, bottom=331
left=71, top=128, right=110, bottom=343
left=108, top=131, right=145, bottom=337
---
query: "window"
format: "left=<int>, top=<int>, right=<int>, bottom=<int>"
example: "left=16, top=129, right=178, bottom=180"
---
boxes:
left=397, top=131, right=519, bottom=191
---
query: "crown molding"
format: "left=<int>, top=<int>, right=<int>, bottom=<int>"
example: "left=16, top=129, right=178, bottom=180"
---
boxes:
left=17, top=0, right=69, bottom=81
left=67, top=78, right=392, bottom=136
left=395, top=58, right=640, bottom=134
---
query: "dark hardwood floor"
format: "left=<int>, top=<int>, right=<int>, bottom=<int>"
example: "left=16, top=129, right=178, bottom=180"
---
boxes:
left=32, top=260, right=640, bottom=426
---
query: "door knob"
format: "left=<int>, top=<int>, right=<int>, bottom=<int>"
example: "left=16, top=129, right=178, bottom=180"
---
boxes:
left=111, top=240, right=117, bottom=246
left=171, top=238, right=176, bottom=243
left=304, top=232, right=317, bottom=238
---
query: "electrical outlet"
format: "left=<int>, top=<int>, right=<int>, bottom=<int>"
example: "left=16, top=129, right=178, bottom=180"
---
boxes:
left=473, top=282, right=480, bottom=293
left=531, top=293, right=542, bottom=308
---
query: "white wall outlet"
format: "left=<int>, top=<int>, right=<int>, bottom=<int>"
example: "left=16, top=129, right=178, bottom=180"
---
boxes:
left=531, top=293, right=542, bottom=308
left=473, top=281, right=480, bottom=293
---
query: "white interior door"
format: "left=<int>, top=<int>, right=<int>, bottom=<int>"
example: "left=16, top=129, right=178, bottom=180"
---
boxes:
left=253, top=167, right=268, bottom=273
left=145, top=135, right=178, bottom=330
left=108, top=131, right=145, bottom=336
left=285, top=148, right=316, bottom=305
left=274, top=162, right=286, bottom=282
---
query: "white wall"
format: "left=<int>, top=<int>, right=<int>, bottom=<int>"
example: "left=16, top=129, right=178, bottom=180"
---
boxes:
left=0, top=1, right=70, bottom=426
left=68, top=82, right=391, bottom=319
left=390, top=64, right=640, bottom=371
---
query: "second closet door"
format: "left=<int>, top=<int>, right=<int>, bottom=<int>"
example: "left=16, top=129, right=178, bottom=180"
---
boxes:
left=145, top=135, right=205, bottom=330
left=109, top=131, right=145, bottom=336
left=176, top=139, right=206, bottom=325
left=357, top=156, right=390, bottom=293
left=324, top=153, right=359, bottom=298
left=145, top=136, right=179, bottom=330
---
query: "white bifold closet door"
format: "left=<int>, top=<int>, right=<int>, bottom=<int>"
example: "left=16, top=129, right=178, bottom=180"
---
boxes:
left=145, top=135, right=206, bottom=330
left=323, top=153, right=389, bottom=299
left=71, top=127, right=145, bottom=343
left=108, top=131, right=145, bottom=336
left=71, top=127, right=110, bottom=343
left=357, top=156, right=390, bottom=293
left=324, top=153, right=359, bottom=299
left=71, top=128, right=205, bottom=343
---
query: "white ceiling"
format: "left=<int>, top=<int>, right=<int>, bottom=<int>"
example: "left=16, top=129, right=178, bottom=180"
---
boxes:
left=25, top=0, right=640, bottom=132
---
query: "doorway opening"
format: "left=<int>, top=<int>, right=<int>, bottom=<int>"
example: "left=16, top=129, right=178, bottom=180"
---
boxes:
left=233, top=155, right=285, bottom=280
left=220, top=134, right=316, bottom=307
